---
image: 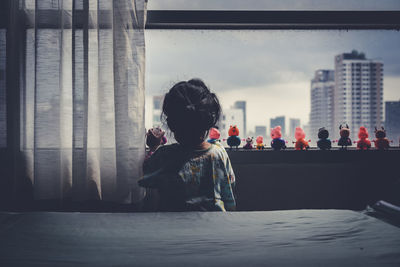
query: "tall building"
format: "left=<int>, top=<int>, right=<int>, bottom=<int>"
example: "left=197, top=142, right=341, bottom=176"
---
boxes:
left=289, top=118, right=301, bottom=138
left=152, top=95, right=164, bottom=127
left=334, top=50, right=383, bottom=140
left=255, top=126, right=267, bottom=139
left=309, top=70, right=335, bottom=141
left=385, top=101, right=400, bottom=144
left=270, top=116, right=285, bottom=136
left=218, top=108, right=244, bottom=139
left=233, top=101, right=247, bottom=136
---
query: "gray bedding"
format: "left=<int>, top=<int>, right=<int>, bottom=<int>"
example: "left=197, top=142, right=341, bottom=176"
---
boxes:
left=0, top=210, right=399, bottom=266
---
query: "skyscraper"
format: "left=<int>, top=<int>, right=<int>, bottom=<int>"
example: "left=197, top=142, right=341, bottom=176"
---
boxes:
left=309, top=70, right=334, bottom=141
left=270, top=116, right=285, bottom=137
left=234, top=101, right=247, bottom=136
left=255, top=126, right=267, bottom=139
left=334, top=50, right=383, bottom=140
left=385, top=101, right=400, bottom=144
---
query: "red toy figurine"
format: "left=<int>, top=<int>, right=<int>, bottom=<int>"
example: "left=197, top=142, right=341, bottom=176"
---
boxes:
left=256, top=136, right=265, bottom=150
left=294, top=127, right=309, bottom=151
left=227, top=125, right=241, bottom=149
left=270, top=126, right=286, bottom=151
left=373, top=127, right=390, bottom=150
left=356, top=126, right=371, bottom=150
left=207, top=127, right=221, bottom=144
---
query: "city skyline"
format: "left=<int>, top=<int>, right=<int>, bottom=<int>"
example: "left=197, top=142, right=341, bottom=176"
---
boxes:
left=145, top=30, right=400, bottom=134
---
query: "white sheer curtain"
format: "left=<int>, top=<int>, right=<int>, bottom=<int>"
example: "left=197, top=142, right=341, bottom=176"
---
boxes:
left=9, top=0, right=147, bottom=204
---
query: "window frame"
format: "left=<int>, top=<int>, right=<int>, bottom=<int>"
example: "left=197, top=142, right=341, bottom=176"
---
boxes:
left=145, top=10, right=400, bottom=30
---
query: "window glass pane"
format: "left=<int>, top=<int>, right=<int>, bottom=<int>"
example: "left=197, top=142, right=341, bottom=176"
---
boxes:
left=145, top=30, right=400, bottom=146
left=148, top=0, right=400, bottom=11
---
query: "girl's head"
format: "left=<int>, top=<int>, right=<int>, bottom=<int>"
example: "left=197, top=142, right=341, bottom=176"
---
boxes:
left=162, top=79, right=221, bottom=147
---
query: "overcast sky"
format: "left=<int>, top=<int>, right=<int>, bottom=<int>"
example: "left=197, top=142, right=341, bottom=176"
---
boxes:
left=144, top=1, right=400, bottom=133
left=145, top=29, right=400, bottom=133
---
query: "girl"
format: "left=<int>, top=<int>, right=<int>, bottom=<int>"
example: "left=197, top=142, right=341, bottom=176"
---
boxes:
left=139, top=79, right=236, bottom=211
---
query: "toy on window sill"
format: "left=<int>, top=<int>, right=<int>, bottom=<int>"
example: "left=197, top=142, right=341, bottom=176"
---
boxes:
left=373, top=127, right=390, bottom=150
left=294, top=127, right=309, bottom=150
left=336, top=124, right=352, bottom=150
left=145, top=126, right=166, bottom=159
left=356, top=126, right=371, bottom=150
left=207, top=127, right=221, bottom=144
left=243, top=136, right=254, bottom=149
left=255, top=136, right=265, bottom=150
left=317, top=127, right=331, bottom=150
left=226, top=125, right=241, bottom=150
left=270, top=126, right=286, bottom=151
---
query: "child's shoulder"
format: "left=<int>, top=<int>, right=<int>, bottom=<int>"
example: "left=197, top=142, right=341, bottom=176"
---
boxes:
left=153, top=143, right=181, bottom=156
left=209, top=143, right=230, bottom=159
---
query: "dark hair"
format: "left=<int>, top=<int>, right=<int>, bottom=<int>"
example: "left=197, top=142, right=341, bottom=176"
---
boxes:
left=161, top=79, right=221, bottom=147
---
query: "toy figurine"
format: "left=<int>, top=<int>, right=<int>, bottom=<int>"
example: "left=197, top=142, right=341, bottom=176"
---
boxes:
left=317, top=127, right=331, bottom=150
left=373, top=127, right=390, bottom=150
left=207, top=127, right=221, bottom=144
left=256, top=136, right=265, bottom=150
left=270, top=126, right=286, bottom=151
left=338, top=124, right=352, bottom=150
left=356, top=126, right=371, bottom=150
left=294, top=127, right=309, bottom=150
left=227, top=125, right=241, bottom=150
left=243, top=137, right=254, bottom=149
left=145, top=126, right=166, bottom=160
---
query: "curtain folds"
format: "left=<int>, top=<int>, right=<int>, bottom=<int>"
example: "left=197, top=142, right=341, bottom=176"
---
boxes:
left=6, top=0, right=147, bottom=204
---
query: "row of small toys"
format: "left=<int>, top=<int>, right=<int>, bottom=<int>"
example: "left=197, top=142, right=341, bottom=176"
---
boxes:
left=221, top=125, right=309, bottom=151
left=213, top=125, right=392, bottom=151
left=335, top=124, right=391, bottom=150
left=145, top=125, right=392, bottom=154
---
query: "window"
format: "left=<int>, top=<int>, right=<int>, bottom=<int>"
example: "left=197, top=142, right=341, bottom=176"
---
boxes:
left=146, top=29, right=400, bottom=142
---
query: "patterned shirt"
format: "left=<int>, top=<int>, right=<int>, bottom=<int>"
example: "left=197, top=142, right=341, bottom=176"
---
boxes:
left=140, top=142, right=236, bottom=211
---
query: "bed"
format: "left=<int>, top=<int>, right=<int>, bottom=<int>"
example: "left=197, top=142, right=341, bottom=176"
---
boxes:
left=0, top=210, right=399, bottom=266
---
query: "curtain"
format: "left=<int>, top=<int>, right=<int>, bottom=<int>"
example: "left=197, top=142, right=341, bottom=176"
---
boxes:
left=2, top=0, right=147, bottom=205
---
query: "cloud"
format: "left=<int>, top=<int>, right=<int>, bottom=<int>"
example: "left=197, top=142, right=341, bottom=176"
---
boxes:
left=146, top=30, right=400, bottom=88
left=145, top=30, right=400, bottom=129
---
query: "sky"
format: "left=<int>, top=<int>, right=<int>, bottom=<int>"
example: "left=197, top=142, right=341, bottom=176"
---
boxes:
left=145, top=0, right=400, bottom=134
left=145, top=29, right=400, bottom=133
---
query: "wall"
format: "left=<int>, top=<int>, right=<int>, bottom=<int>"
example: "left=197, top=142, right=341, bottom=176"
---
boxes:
left=228, top=148, right=400, bottom=211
